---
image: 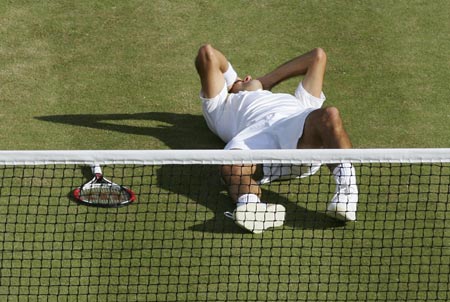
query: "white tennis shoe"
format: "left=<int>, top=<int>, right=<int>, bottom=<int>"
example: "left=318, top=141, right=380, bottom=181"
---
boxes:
left=326, top=164, right=359, bottom=221
left=326, top=188, right=358, bottom=221
left=226, top=203, right=286, bottom=234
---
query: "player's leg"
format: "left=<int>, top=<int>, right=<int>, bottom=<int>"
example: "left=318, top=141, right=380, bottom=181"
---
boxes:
left=221, top=164, right=286, bottom=233
left=297, top=106, right=351, bottom=149
left=298, top=107, right=358, bottom=221
left=220, top=164, right=261, bottom=201
left=327, top=163, right=358, bottom=221
left=195, top=44, right=235, bottom=98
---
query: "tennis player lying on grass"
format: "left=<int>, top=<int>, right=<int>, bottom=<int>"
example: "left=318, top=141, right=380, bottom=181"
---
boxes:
left=195, top=44, right=358, bottom=233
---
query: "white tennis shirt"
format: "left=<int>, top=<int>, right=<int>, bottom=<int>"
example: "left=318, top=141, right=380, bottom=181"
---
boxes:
left=201, top=82, right=325, bottom=150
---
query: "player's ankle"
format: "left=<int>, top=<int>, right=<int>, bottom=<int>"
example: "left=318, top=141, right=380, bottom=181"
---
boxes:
left=237, top=193, right=260, bottom=207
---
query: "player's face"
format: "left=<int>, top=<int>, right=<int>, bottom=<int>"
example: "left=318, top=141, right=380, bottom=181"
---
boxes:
left=229, top=75, right=263, bottom=93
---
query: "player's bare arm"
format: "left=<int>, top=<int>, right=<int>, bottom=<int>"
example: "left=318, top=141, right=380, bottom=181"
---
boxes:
left=257, top=48, right=327, bottom=98
left=195, top=44, right=237, bottom=98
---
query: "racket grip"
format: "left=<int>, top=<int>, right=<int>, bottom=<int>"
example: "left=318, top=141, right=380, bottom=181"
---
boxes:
left=91, top=165, right=103, bottom=175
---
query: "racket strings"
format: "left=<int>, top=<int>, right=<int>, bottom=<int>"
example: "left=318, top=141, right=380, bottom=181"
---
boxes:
left=80, top=184, right=130, bottom=204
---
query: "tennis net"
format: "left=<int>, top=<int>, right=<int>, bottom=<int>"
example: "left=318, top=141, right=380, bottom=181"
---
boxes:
left=0, top=149, right=449, bottom=301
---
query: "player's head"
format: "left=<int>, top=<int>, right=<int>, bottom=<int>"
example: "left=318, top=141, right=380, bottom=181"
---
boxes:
left=228, top=75, right=263, bottom=93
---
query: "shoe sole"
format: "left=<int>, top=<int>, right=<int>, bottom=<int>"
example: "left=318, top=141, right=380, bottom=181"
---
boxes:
left=326, top=202, right=356, bottom=221
left=234, top=203, right=286, bottom=234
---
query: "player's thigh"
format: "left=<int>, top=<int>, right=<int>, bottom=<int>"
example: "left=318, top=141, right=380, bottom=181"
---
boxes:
left=297, top=109, right=324, bottom=149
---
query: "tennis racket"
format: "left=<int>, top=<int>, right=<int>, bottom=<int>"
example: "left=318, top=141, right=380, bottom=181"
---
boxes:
left=73, top=165, right=136, bottom=207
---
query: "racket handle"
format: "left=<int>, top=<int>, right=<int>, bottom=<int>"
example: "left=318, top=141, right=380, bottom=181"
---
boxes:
left=91, top=165, right=103, bottom=175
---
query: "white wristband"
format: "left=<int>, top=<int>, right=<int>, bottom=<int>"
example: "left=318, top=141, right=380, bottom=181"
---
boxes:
left=223, top=62, right=238, bottom=87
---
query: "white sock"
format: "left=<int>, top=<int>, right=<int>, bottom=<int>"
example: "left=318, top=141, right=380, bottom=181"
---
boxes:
left=237, top=193, right=260, bottom=207
left=223, top=62, right=238, bottom=87
left=333, top=163, right=353, bottom=178
left=333, top=163, right=358, bottom=191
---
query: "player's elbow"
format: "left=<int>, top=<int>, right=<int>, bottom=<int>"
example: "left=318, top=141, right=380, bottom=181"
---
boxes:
left=195, top=44, right=218, bottom=71
left=312, top=48, right=327, bottom=64
left=197, top=44, right=216, bottom=62
left=196, top=44, right=231, bottom=76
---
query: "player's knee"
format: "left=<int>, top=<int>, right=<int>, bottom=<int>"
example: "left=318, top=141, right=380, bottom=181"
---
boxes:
left=322, top=107, right=343, bottom=130
left=323, top=106, right=340, bottom=119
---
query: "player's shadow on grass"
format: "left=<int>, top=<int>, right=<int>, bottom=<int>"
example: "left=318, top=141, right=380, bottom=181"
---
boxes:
left=36, top=112, right=224, bottom=149
left=37, top=112, right=345, bottom=233
left=156, top=164, right=345, bottom=234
